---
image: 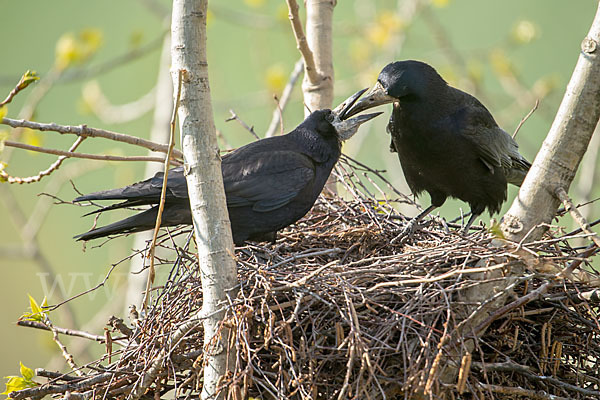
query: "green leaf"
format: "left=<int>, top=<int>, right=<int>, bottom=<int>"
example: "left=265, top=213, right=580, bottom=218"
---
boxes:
left=19, top=362, right=34, bottom=381
left=20, top=295, right=48, bottom=322
left=16, top=70, right=39, bottom=92
left=2, top=363, right=37, bottom=395
left=29, top=295, right=42, bottom=315
left=488, top=219, right=505, bottom=239
left=2, top=376, right=25, bottom=395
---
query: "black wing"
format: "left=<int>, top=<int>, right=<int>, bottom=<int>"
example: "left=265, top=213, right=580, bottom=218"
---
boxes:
left=222, top=150, right=315, bottom=212
left=443, top=91, right=530, bottom=180
left=75, top=137, right=317, bottom=217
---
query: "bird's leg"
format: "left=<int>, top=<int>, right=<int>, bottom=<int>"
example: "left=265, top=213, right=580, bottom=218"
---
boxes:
left=392, top=204, right=437, bottom=244
left=461, top=212, right=481, bottom=234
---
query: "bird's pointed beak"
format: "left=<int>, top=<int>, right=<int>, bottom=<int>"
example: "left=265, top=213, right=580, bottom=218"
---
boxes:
left=333, top=88, right=368, bottom=119
left=332, top=111, right=383, bottom=141
left=330, top=88, right=382, bottom=141
left=342, top=81, right=396, bottom=119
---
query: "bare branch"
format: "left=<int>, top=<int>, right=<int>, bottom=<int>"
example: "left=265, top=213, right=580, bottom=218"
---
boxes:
left=0, top=70, right=39, bottom=107
left=477, top=383, right=570, bottom=400
left=124, top=33, right=174, bottom=313
left=1, top=117, right=183, bottom=159
left=2, top=140, right=176, bottom=184
left=169, top=0, right=238, bottom=398
left=501, top=3, right=600, bottom=241
left=301, top=0, right=335, bottom=115
left=16, top=320, right=105, bottom=342
left=9, top=373, right=114, bottom=400
left=82, top=81, right=156, bottom=124
left=512, top=99, right=539, bottom=139
left=472, top=360, right=600, bottom=398
left=285, top=0, right=321, bottom=85
left=555, top=186, right=600, bottom=248
left=226, top=109, right=260, bottom=140
left=142, top=68, right=184, bottom=311
left=265, top=59, right=303, bottom=138
left=1, top=137, right=85, bottom=184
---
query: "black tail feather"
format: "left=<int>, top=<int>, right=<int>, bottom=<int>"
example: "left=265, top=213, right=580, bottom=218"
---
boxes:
left=74, top=204, right=192, bottom=241
left=74, top=207, right=159, bottom=241
left=80, top=199, right=153, bottom=217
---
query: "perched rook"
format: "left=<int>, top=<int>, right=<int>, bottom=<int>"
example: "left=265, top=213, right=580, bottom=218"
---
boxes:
left=74, top=89, right=381, bottom=245
left=344, top=60, right=531, bottom=235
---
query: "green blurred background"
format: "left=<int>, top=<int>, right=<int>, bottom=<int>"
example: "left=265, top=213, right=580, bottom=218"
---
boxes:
left=0, top=0, right=597, bottom=384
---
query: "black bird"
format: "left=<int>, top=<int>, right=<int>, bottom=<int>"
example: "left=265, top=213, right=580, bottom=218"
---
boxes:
left=73, top=89, right=381, bottom=245
left=344, top=60, right=530, bottom=234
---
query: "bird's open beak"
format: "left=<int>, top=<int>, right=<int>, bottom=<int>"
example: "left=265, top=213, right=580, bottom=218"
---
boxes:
left=333, top=88, right=368, bottom=119
left=342, top=81, right=396, bottom=119
left=331, top=88, right=383, bottom=140
left=332, top=112, right=383, bottom=141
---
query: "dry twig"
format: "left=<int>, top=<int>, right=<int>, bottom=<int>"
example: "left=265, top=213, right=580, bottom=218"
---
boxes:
left=1, top=117, right=183, bottom=159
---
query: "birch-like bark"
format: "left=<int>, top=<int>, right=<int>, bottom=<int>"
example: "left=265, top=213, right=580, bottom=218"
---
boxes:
left=302, top=0, right=336, bottom=114
left=171, top=1, right=238, bottom=399
left=501, top=2, right=600, bottom=242
left=438, top=2, right=600, bottom=390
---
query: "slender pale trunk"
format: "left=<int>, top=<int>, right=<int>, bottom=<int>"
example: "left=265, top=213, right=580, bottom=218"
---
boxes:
left=302, top=0, right=336, bottom=115
left=303, top=0, right=337, bottom=191
left=439, top=3, right=600, bottom=389
left=171, top=1, right=238, bottom=399
left=501, top=2, right=600, bottom=242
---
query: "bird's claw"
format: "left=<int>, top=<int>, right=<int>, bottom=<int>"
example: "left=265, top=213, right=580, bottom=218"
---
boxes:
left=391, top=220, right=418, bottom=244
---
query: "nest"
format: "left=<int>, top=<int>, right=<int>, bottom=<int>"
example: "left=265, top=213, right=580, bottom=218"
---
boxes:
left=13, top=157, right=600, bottom=400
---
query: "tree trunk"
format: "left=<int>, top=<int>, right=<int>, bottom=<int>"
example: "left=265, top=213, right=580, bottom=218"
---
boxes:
left=302, top=0, right=336, bottom=115
left=501, top=2, right=600, bottom=242
left=302, top=0, right=337, bottom=192
left=439, top=2, right=600, bottom=391
left=171, top=1, right=238, bottom=399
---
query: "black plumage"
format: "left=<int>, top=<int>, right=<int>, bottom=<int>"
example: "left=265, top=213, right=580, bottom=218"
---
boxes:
left=344, top=60, right=531, bottom=232
left=73, top=90, right=380, bottom=245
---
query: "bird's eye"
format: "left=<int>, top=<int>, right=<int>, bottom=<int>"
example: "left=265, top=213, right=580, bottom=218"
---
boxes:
left=325, top=111, right=335, bottom=123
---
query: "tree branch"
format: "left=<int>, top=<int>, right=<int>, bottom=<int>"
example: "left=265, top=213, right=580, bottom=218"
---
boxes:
left=82, top=81, right=156, bottom=124
left=8, top=373, right=114, bottom=400
left=1, top=117, right=183, bottom=159
left=555, top=186, right=600, bottom=248
left=226, top=109, right=260, bottom=140
left=285, top=0, right=321, bottom=85
left=265, top=58, right=303, bottom=138
left=0, top=70, right=39, bottom=107
left=2, top=140, right=175, bottom=172
left=169, top=1, right=238, bottom=399
left=300, top=0, right=336, bottom=115
left=142, top=68, right=183, bottom=311
left=501, top=2, right=600, bottom=242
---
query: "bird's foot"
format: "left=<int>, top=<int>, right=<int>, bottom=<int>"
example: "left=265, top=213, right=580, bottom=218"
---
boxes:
left=460, top=213, right=480, bottom=236
left=391, top=219, right=418, bottom=244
